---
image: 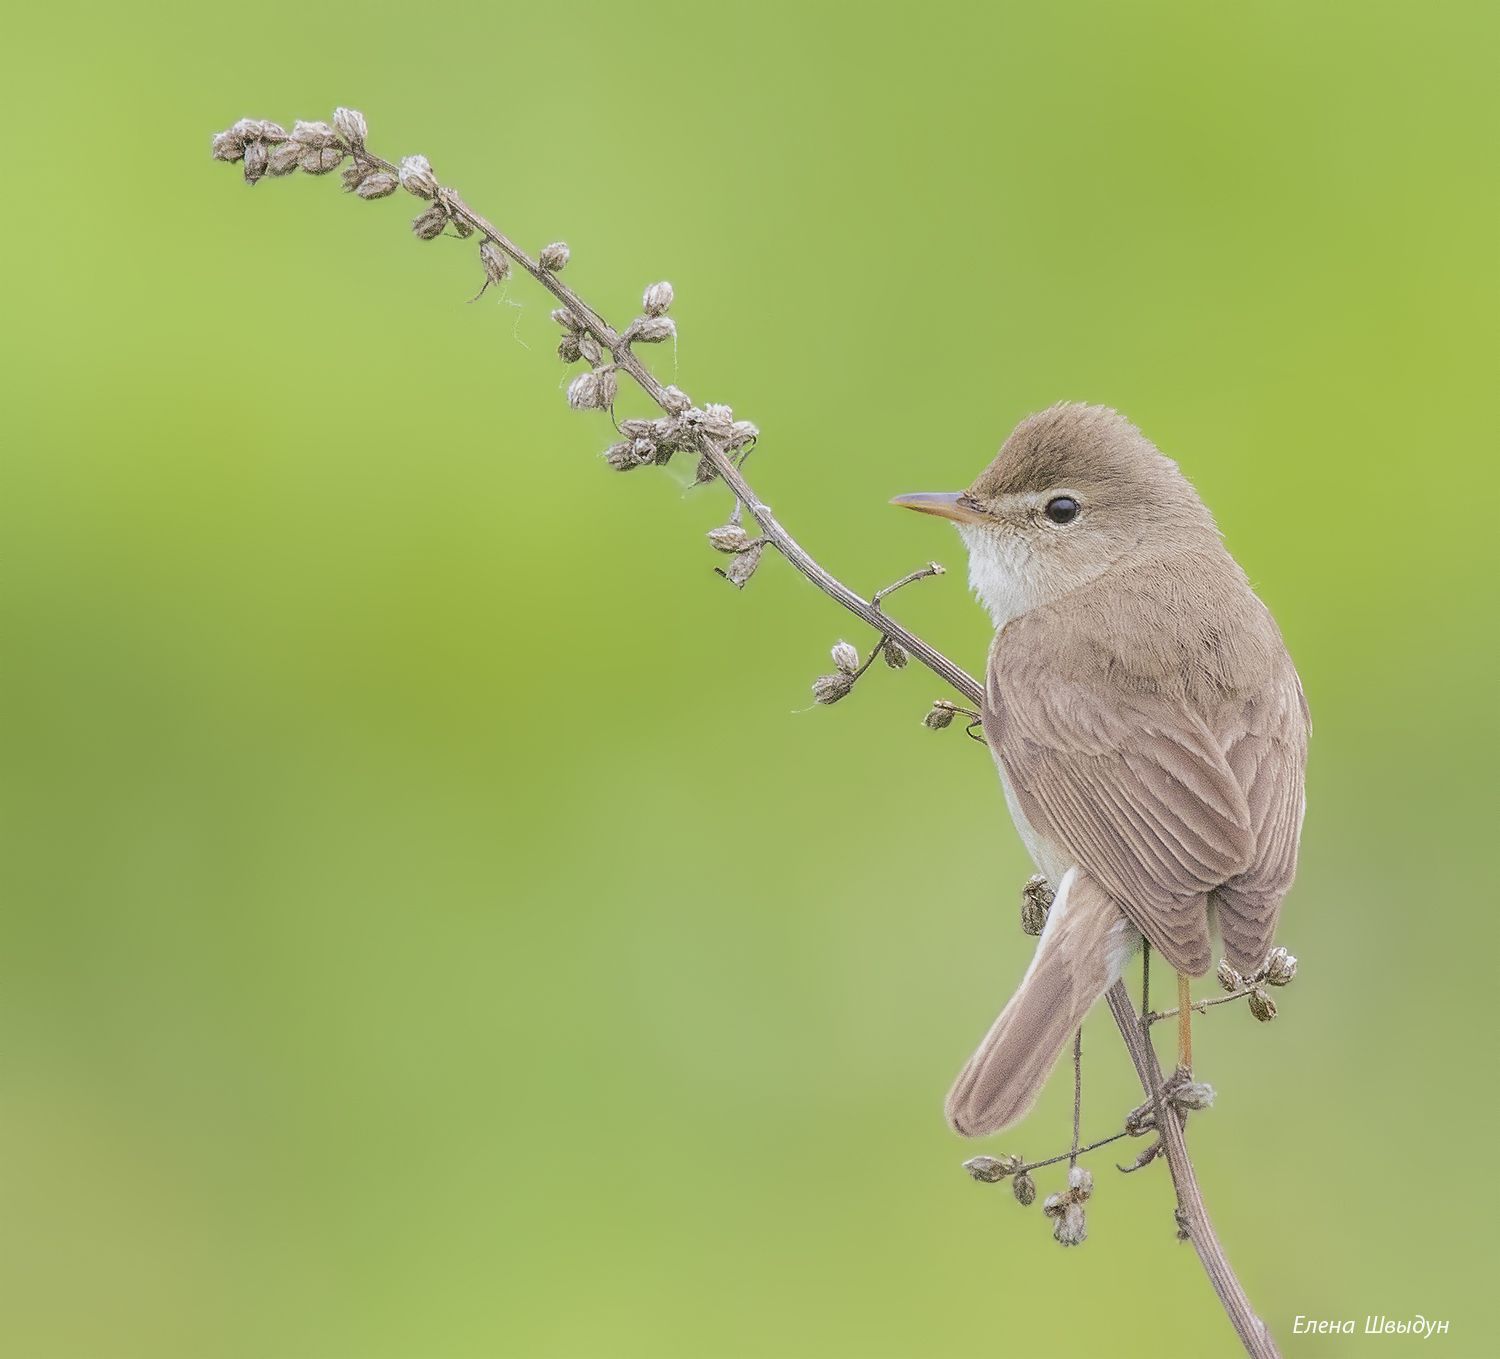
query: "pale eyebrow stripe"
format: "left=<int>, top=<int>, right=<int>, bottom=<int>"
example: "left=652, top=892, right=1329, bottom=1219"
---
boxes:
left=994, top=489, right=1076, bottom=511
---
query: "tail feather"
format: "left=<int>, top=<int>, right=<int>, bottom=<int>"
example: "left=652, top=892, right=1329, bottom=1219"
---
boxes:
left=946, top=869, right=1136, bottom=1137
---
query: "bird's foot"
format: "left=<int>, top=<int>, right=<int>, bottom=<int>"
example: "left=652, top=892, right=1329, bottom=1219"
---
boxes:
left=1116, top=1068, right=1216, bottom=1173
left=1162, top=1066, right=1215, bottom=1116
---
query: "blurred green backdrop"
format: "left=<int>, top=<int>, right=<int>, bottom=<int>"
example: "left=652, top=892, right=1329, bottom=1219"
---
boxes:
left=2, top=2, right=1497, bottom=1356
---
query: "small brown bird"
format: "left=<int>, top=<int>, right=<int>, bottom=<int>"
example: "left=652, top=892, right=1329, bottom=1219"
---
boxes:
left=894, top=404, right=1308, bottom=1136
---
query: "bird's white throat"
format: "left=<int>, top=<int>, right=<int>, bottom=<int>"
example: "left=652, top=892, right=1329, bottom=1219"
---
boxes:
left=958, top=525, right=1043, bottom=630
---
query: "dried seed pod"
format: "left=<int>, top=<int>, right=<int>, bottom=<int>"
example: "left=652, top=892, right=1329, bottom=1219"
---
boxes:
left=1263, top=947, right=1297, bottom=987
left=577, top=335, right=603, bottom=366
left=260, top=121, right=288, bottom=142
left=1216, top=959, right=1242, bottom=993
left=450, top=214, right=474, bottom=238
left=411, top=204, right=448, bottom=240
left=292, top=119, right=338, bottom=148
left=812, top=673, right=855, bottom=705
left=593, top=367, right=618, bottom=407
left=266, top=142, right=302, bottom=177
left=721, top=541, right=765, bottom=588
left=299, top=144, right=345, bottom=174
left=243, top=140, right=269, bottom=184
left=1247, top=987, right=1277, bottom=1022
left=340, top=163, right=371, bottom=192
left=643, top=280, right=674, bottom=316
left=618, top=418, right=658, bottom=439
left=567, top=371, right=603, bottom=410
left=1042, top=1192, right=1065, bottom=1218
left=333, top=107, right=368, bottom=147
left=962, top=1156, right=1004, bottom=1183
left=1012, top=1172, right=1037, bottom=1206
left=557, top=334, right=582, bottom=364
left=1053, top=1202, right=1087, bottom=1247
left=1020, top=893, right=1048, bottom=937
left=605, top=442, right=658, bottom=471
left=398, top=154, right=439, bottom=198
left=539, top=242, right=570, bottom=271
left=883, top=640, right=908, bottom=669
left=211, top=129, right=245, bottom=161
left=230, top=117, right=266, bottom=140
left=1067, top=1165, right=1094, bottom=1200
left=479, top=240, right=510, bottom=285
left=923, top=702, right=956, bottom=730
left=962, top=1155, right=1019, bottom=1184
left=726, top=420, right=759, bottom=450
left=707, top=525, right=753, bottom=554
left=662, top=386, right=692, bottom=415
left=697, top=403, right=735, bottom=440
left=831, top=641, right=860, bottom=675
left=1168, top=1080, right=1216, bottom=1112
left=630, top=316, right=676, bottom=343
left=1021, top=874, right=1054, bottom=913
left=355, top=172, right=398, bottom=199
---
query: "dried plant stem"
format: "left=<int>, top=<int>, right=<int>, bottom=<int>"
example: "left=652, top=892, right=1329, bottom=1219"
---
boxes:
left=214, top=115, right=1279, bottom=1359
left=873, top=562, right=945, bottom=607
left=1148, top=988, right=1259, bottom=1023
left=1107, top=985, right=1278, bottom=1358
left=1020, top=1129, right=1131, bottom=1174
left=343, top=151, right=978, bottom=688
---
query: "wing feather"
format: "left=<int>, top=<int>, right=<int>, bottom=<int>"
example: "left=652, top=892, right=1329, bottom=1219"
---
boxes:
left=1213, top=664, right=1309, bottom=972
left=986, top=620, right=1256, bottom=975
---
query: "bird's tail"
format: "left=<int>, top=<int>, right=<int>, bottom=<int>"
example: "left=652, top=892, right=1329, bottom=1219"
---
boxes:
left=946, top=869, right=1137, bottom=1137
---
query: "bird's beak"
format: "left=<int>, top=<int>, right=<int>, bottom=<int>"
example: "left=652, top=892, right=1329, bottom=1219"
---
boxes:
left=890, top=492, right=986, bottom=525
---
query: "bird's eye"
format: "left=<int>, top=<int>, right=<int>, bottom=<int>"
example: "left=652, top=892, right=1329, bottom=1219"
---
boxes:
left=1044, top=496, right=1080, bottom=524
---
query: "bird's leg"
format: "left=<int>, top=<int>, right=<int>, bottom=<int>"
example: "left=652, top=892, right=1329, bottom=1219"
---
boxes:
left=1176, top=972, right=1193, bottom=1073
left=1069, top=1026, right=1083, bottom=1165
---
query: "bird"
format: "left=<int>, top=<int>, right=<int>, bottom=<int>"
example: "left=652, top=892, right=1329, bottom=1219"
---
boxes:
left=893, top=403, right=1308, bottom=1137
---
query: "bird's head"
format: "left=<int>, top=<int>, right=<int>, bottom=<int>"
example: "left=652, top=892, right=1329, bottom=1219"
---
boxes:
left=893, top=403, right=1216, bottom=628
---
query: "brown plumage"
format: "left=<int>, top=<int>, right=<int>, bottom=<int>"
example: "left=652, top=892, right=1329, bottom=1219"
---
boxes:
left=946, top=870, right=1135, bottom=1136
left=895, top=403, right=1308, bottom=1137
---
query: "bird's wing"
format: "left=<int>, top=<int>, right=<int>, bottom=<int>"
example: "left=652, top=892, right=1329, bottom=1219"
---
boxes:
left=1212, top=658, right=1309, bottom=973
left=984, top=614, right=1256, bottom=975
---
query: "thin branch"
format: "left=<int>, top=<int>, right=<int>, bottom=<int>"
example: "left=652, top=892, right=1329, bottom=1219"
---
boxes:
left=873, top=562, right=946, bottom=609
left=210, top=109, right=1281, bottom=1359
left=330, top=149, right=982, bottom=694
left=1022, top=1129, right=1131, bottom=1174
left=1148, top=988, right=1257, bottom=1023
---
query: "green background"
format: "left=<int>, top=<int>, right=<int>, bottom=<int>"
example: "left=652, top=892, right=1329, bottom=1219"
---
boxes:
left=3, top=1, right=1496, bottom=1355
